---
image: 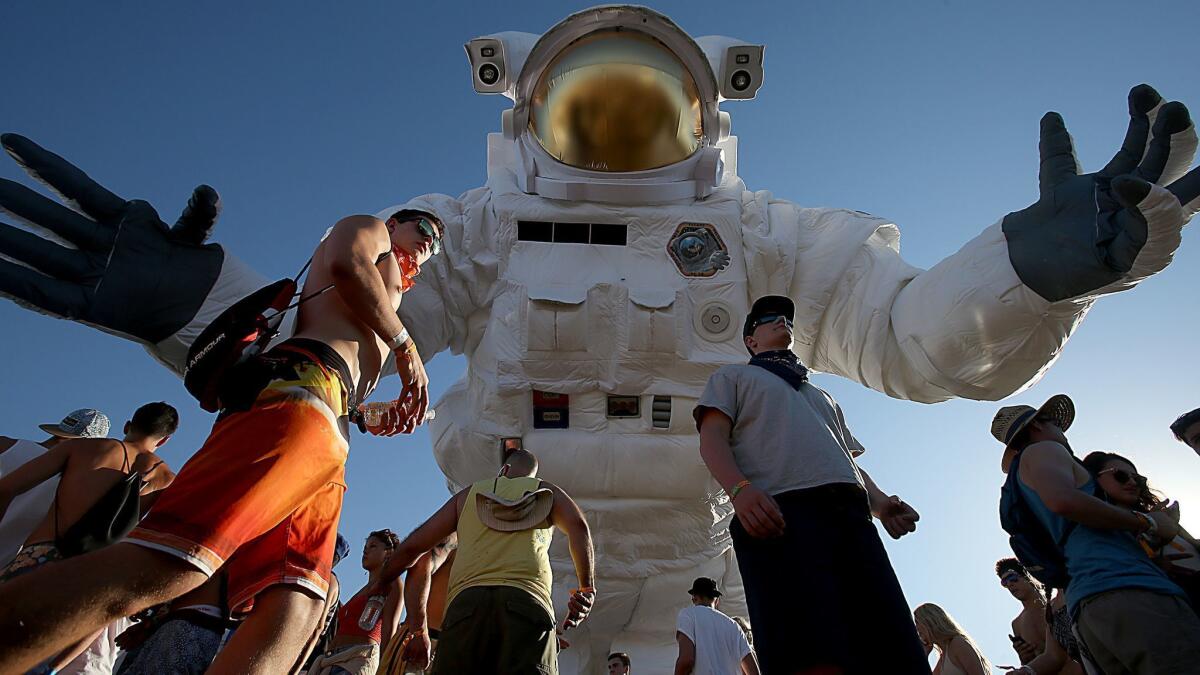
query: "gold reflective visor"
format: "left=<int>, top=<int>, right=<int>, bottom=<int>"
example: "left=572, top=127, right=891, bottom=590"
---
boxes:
left=528, top=30, right=703, bottom=173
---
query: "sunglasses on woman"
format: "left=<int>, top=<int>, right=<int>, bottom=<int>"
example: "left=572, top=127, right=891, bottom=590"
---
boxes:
left=1098, top=467, right=1145, bottom=486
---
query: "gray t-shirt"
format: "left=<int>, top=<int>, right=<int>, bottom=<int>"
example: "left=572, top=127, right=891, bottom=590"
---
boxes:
left=694, top=364, right=864, bottom=496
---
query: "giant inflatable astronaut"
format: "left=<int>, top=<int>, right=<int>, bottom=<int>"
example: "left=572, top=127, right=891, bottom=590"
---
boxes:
left=1, top=5, right=1199, bottom=673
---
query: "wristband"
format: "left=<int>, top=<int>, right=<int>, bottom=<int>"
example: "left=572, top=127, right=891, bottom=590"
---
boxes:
left=1135, top=511, right=1157, bottom=536
left=387, top=328, right=410, bottom=351
left=729, top=479, right=751, bottom=500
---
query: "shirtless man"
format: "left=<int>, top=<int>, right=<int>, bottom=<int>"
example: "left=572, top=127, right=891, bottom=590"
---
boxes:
left=0, top=211, right=440, bottom=674
left=995, top=558, right=1048, bottom=665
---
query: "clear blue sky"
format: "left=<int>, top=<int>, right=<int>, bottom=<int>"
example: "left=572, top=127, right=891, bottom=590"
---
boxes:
left=2, top=2, right=1197, bottom=671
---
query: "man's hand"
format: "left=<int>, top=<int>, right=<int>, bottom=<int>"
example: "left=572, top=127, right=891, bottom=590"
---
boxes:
left=563, top=588, right=595, bottom=629
left=1011, top=635, right=1038, bottom=663
left=0, top=134, right=225, bottom=344
left=732, top=485, right=786, bottom=538
left=400, top=627, right=432, bottom=669
left=873, top=495, right=919, bottom=540
left=395, top=348, right=430, bottom=433
left=1003, top=84, right=1200, bottom=302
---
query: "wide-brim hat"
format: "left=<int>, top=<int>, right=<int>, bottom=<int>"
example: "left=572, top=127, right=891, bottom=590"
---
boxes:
left=991, top=394, right=1075, bottom=448
left=475, top=487, right=554, bottom=532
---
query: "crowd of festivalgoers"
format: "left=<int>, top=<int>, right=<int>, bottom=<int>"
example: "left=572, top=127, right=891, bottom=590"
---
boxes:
left=0, top=206, right=1197, bottom=674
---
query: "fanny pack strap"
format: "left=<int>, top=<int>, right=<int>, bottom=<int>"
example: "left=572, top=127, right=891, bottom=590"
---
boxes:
left=283, top=250, right=394, bottom=314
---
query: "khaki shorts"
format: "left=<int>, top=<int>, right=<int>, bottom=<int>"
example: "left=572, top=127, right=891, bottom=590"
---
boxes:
left=1075, top=588, right=1200, bottom=674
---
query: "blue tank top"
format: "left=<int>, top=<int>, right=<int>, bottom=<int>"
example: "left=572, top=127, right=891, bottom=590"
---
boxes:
left=1016, top=472, right=1182, bottom=615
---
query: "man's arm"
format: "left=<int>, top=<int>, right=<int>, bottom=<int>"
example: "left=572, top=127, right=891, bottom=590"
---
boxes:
left=546, top=483, right=595, bottom=628
left=0, top=439, right=75, bottom=519
left=132, top=454, right=175, bottom=496
left=379, top=577, right=404, bottom=651
left=399, top=535, right=456, bottom=670
left=859, top=467, right=919, bottom=539
left=325, top=215, right=428, bottom=427
left=740, top=651, right=761, bottom=675
left=376, top=491, right=465, bottom=588
left=698, top=408, right=785, bottom=539
left=1021, top=441, right=1175, bottom=538
left=674, top=632, right=696, bottom=675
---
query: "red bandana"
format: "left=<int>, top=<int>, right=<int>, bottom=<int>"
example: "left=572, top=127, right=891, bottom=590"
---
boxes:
left=392, top=245, right=421, bottom=292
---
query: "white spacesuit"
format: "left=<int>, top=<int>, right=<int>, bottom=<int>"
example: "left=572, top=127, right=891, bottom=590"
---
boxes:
left=1, top=5, right=1197, bottom=674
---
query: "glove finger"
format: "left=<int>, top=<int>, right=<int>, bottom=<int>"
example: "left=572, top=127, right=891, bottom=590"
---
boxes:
left=0, top=221, right=91, bottom=281
left=1102, top=175, right=1153, bottom=273
left=0, top=178, right=110, bottom=251
left=171, top=184, right=221, bottom=245
left=1166, top=164, right=1200, bottom=218
left=1135, top=101, right=1193, bottom=184
left=0, top=258, right=88, bottom=318
left=1, top=133, right=125, bottom=222
left=1038, top=112, right=1080, bottom=196
left=1098, top=84, right=1160, bottom=178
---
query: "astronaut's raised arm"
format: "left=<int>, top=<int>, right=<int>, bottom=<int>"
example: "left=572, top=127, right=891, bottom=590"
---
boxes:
left=752, top=199, right=1084, bottom=404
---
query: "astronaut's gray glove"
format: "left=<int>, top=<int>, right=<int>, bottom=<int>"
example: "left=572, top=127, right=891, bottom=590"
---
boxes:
left=0, top=133, right=225, bottom=343
left=1003, top=85, right=1199, bottom=302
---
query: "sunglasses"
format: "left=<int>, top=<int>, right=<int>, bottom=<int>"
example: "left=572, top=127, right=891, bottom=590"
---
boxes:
left=1098, top=467, right=1145, bottom=487
left=752, top=313, right=793, bottom=330
left=999, top=572, right=1023, bottom=587
left=415, top=218, right=442, bottom=256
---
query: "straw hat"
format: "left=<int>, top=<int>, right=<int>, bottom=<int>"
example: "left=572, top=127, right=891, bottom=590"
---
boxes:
left=990, top=394, right=1075, bottom=447
left=475, top=485, right=554, bottom=532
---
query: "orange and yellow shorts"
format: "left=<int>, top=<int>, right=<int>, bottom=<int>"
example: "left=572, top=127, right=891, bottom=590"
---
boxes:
left=128, top=339, right=353, bottom=614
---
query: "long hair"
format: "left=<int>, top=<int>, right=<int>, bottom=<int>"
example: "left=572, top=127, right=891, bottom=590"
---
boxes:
left=913, top=603, right=992, bottom=671
left=1081, top=451, right=1166, bottom=511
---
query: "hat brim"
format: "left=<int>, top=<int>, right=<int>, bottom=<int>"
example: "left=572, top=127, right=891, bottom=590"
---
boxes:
left=38, top=424, right=80, bottom=438
left=1005, top=394, right=1075, bottom=449
left=687, top=587, right=723, bottom=597
left=476, top=490, right=554, bottom=532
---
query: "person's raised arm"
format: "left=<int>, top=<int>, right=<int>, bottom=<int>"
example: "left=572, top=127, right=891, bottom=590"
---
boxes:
left=698, top=408, right=785, bottom=539
left=325, top=215, right=428, bottom=428
left=0, top=439, right=75, bottom=519
left=546, top=483, right=595, bottom=628
left=674, top=632, right=696, bottom=675
left=400, top=535, right=456, bottom=669
left=375, top=491, right=465, bottom=591
left=1021, top=442, right=1176, bottom=539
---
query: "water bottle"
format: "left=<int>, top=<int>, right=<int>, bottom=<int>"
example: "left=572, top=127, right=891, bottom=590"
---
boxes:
left=358, top=401, right=436, bottom=427
left=358, top=594, right=386, bottom=630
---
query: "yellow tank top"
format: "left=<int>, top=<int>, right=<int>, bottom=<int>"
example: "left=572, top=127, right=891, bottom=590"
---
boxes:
left=447, top=476, right=556, bottom=616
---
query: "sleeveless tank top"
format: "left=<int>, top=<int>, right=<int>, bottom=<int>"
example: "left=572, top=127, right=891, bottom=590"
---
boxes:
left=1016, top=471, right=1182, bottom=615
left=447, top=476, right=555, bottom=616
left=336, top=589, right=384, bottom=643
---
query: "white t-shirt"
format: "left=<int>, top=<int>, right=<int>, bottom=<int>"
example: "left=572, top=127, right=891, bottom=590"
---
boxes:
left=59, top=617, right=132, bottom=675
left=676, top=605, right=751, bottom=675
left=0, top=439, right=60, bottom=566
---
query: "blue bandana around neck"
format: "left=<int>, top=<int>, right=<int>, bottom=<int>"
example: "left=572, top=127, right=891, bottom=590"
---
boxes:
left=748, top=349, right=809, bottom=390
